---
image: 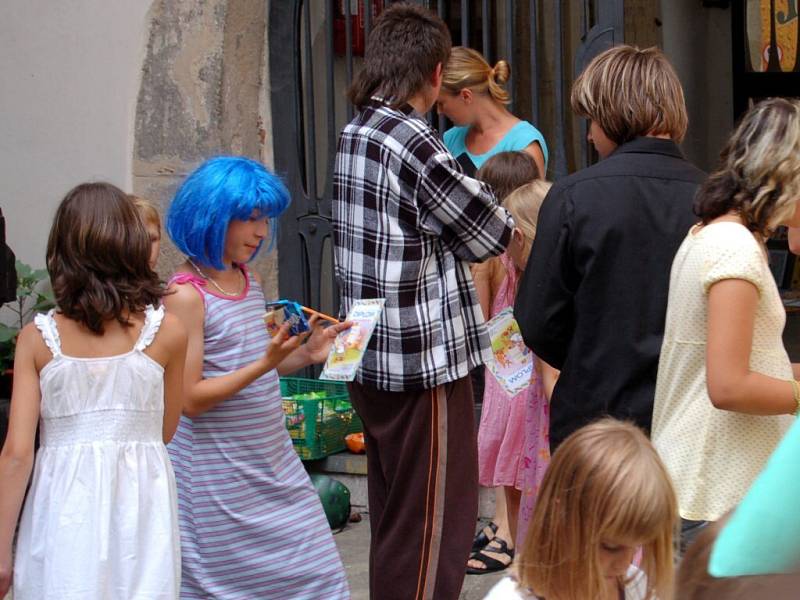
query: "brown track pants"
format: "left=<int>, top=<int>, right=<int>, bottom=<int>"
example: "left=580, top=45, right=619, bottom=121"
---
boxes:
left=348, top=376, right=478, bottom=600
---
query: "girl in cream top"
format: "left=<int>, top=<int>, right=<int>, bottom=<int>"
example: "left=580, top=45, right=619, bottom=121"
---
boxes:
left=652, top=221, right=793, bottom=521
left=652, top=98, right=800, bottom=524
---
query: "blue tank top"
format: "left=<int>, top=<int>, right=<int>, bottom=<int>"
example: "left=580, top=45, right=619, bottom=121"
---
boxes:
left=443, top=120, right=549, bottom=175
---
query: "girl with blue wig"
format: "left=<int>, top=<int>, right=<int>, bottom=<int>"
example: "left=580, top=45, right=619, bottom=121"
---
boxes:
left=164, top=156, right=351, bottom=599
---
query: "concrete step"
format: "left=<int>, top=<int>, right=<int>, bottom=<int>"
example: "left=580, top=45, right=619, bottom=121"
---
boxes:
left=304, top=451, right=497, bottom=519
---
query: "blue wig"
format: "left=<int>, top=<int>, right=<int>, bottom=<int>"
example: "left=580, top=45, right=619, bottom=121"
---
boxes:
left=167, top=156, right=291, bottom=269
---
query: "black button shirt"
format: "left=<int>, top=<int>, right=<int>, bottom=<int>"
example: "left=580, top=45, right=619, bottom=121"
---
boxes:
left=514, top=137, right=706, bottom=449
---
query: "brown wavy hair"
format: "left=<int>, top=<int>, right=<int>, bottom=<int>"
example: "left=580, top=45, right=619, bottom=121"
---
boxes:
left=441, top=46, right=511, bottom=104
left=695, top=97, right=800, bottom=237
left=47, top=182, right=165, bottom=334
left=347, top=3, right=451, bottom=110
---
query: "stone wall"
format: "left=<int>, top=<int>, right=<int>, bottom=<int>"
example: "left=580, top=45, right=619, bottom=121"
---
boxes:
left=133, top=0, right=279, bottom=296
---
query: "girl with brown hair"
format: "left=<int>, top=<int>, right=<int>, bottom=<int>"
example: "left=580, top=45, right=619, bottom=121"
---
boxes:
left=437, top=47, right=548, bottom=178
left=0, top=182, right=188, bottom=598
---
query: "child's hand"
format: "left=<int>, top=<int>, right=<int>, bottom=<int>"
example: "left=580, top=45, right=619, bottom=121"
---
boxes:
left=264, top=321, right=310, bottom=369
left=303, top=316, right=354, bottom=364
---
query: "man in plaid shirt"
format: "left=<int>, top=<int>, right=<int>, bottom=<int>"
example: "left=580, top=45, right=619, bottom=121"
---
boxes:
left=332, top=5, right=513, bottom=599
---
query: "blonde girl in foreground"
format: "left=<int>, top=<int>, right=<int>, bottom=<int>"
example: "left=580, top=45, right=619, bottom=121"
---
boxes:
left=485, top=419, right=677, bottom=600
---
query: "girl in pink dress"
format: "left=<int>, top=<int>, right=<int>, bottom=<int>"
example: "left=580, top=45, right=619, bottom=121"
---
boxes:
left=468, top=181, right=554, bottom=574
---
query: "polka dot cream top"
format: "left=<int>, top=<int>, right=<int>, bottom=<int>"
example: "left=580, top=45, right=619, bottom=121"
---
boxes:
left=652, top=222, right=794, bottom=522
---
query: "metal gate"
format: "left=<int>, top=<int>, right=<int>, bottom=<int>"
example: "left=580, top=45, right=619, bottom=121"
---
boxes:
left=268, top=0, right=624, bottom=318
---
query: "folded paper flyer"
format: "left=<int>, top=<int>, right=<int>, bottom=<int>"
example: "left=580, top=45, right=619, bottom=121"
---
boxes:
left=485, top=307, right=534, bottom=396
left=319, top=298, right=385, bottom=381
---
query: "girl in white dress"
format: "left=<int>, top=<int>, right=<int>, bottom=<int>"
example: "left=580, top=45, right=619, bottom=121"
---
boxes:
left=0, top=183, right=187, bottom=599
left=485, top=420, right=677, bottom=600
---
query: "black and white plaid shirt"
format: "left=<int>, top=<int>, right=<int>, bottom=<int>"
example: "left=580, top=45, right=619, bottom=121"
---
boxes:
left=332, top=98, right=514, bottom=391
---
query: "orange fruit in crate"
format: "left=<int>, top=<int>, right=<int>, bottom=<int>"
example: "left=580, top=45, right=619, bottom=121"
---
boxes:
left=345, top=432, right=366, bottom=454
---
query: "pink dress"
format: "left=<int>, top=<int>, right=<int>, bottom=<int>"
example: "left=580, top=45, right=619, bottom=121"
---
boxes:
left=478, top=253, right=550, bottom=513
left=515, top=366, right=550, bottom=546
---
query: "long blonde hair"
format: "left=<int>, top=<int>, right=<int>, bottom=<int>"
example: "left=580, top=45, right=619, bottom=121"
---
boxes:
left=503, top=181, right=551, bottom=260
left=518, top=419, right=678, bottom=600
left=441, top=46, right=510, bottom=104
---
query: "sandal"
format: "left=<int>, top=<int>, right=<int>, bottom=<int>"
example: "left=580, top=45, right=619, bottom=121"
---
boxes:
left=466, top=538, right=514, bottom=575
left=471, top=521, right=498, bottom=553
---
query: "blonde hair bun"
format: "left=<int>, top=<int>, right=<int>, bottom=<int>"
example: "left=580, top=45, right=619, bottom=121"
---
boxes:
left=492, top=60, right=510, bottom=85
left=442, top=46, right=511, bottom=105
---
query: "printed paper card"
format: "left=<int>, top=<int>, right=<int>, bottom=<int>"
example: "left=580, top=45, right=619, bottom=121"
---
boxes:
left=263, top=300, right=311, bottom=337
left=485, top=307, right=534, bottom=396
left=320, top=298, right=386, bottom=382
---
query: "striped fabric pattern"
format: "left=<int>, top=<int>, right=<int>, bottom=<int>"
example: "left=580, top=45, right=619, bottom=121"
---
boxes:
left=167, top=269, right=349, bottom=599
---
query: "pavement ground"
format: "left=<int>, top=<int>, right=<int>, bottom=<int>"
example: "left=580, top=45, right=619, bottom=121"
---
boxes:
left=335, top=517, right=507, bottom=599
left=1, top=519, right=505, bottom=600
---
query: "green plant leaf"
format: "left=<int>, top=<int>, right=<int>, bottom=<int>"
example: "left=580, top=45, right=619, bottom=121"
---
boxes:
left=10, top=262, right=55, bottom=326
left=0, top=324, right=19, bottom=344
left=15, top=260, right=32, bottom=279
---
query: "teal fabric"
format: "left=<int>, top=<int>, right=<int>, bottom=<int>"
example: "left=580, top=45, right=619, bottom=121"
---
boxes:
left=709, top=416, right=800, bottom=577
left=442, top=121, right=549, bottom=172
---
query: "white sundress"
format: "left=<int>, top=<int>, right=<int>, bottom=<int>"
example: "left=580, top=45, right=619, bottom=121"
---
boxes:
left=13, top=306, right=180, bottom=600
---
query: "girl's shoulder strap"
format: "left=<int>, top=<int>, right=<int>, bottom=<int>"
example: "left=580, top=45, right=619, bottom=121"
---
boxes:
left=168, top=271, right=208, bottom=309
left=168, top=271, right=207, bottom=291
left=33, top=309, right=62, bottom=357
left=134, top=305, right=165, bottom=352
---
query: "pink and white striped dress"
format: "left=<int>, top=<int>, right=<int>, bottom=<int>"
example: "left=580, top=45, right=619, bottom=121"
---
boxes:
left=167, top=267, right=349, bottom=599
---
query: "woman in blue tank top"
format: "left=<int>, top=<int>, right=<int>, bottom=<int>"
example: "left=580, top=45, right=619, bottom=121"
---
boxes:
left=437, top=47, right=550, bottom=576
left=437, top=47, right=548, bottom=178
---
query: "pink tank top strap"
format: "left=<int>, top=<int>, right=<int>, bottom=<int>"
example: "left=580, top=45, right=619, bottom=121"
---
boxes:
left=168, top=271, right=207, bottom=290
left=168, top=272, right=209, bottom=307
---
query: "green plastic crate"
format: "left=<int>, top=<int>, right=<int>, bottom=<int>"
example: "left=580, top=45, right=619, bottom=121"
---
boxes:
left=280, top=377, right=363, bottom=460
